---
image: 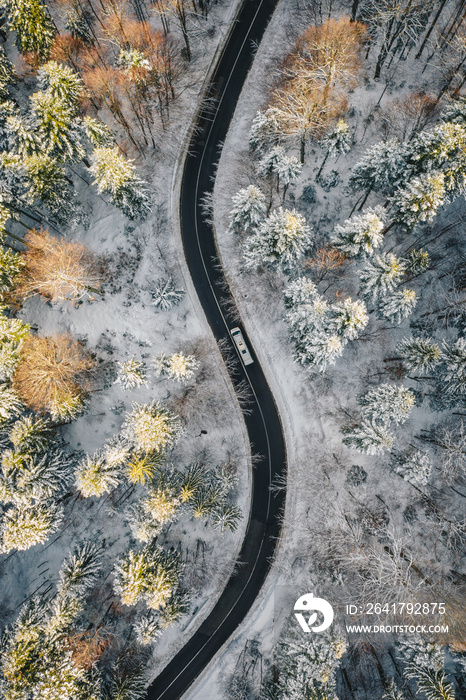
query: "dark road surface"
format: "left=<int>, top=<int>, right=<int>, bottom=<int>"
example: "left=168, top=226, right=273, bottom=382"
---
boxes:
left=146, top=1, right=286, bottom=697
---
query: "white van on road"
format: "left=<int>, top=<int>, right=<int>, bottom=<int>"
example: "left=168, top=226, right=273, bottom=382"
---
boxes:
left=230, top=327, right=254, bottom=366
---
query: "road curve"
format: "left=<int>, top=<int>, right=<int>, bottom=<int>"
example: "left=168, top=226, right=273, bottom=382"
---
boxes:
left=146, top=1, right=285, bottom=698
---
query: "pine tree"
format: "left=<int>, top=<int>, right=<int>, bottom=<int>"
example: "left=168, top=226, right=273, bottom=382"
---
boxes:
left=228, top=185, right=266, bottom=236
left=5, top=112, right=39, bottom=158
left=405, top=248, right=429, bottom=274
left=75, top=454, right=122, bottom=497
left=0, top=46, right=15, bottom=98
left=115, top=356, right=147, bottom=389
left=133, top=612, right=160, bottom=646
left=397, top=337, right=442, bottom=374
left=150, top=277, right=185, bottom=311
left=123, top=401, right=183, bottom=453
left=83, top=116, right=114, bottom=148
left=342, top=419, right=394, bottom=454
left=30, top=91, right=85, bottom=163
left=210, top=503, right=242, bottom=532
left=89, top=146, right=151, bottom=220
left=330, top=298, right=368, bottom=340
left=317, top=119, right=351, bottom=178
left=0, top=501, right=63, bottom=553
left=392, top=172, right=446, bottom=229
left=37, top=61, right=83, bottom=104
left=392, top=450, right=432, bottom=486
left=258, top=146, right=302, bottom=189
left=8, top=414, right=49, bottom=452
left=153, top=352, right=199, bottom=383
left=294, top=331, right=344, bottom=370
left=0, top=383, right=23, bottom=422
left=3, top=0, right=56, bottom=58
left=59, top=541, right=102, bottom=596
left=178, top=461, right=206, bottom=503
left=349, top=138, right=409, bottom=193
left=113, top=544, right=181, bottom=610
left=126, top=502, right=162, bottom=543
left=0, top=448, right=72, bottom=505
left=142, top=485, right=180, bottom=525
left=125, top=450, right=164, bottom=486
left=377, top=288, right=417, bottom=325
left=359, top=383, right=415, bottom=425
left=359, top=253, right=405, bottom=302
left=249, top=108, right=283, bottom=154
left=439, top=337, right=466, bottom=395
left=22, top=154, right=75, bottom=221
left=243, top=207, right=312, bottom=272
left=332, top=207, right=385, bottom=257
left=0, top=246, right=24, bottom=292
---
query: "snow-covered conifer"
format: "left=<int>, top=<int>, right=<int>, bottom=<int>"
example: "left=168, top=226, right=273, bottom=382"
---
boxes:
left=0, top=310, right=30, bottom=380
left=150, top=276, right=185, bottom=311
left=133, top=612, right=160, bottom=646
left=392, top=450, right=432, bottom=486
left=0, top=46, right=14, bottom=97
left=6, top=113, right=39, bottom=157
left=283, top=276, right=319, bottom=307
left=126, top=503, right=162, bottom=543
left=392, top=171, right=446, bottom=228
left=406, top=248, right=429, bottom=274
left=294, top=331, right=344, bottom=370
left=106, top=668, right=147, bottom=700
left=9, top=415, right=49, bottom=452
left=30, top=91, right=84, bottom=162
left=397, top=337, right=442, bottom=374
left=210, top=503, right=242, bottom=532
left=0, top=247, right=24, bottom=292
left=243, top=207, right=312, bottom=272
left=258, top=145, right=302, bottom=187
left=439, top=337, right=466, bottom=395
left=330, top=298, right=368, bottom=340
left=123, top=401, right=183, bottom=453
left=178, top=461, right=206, bottom=503
left=359, top=252, right=405, bottom=302
left=153, top=352, right=199, bottom=383
left=321, top=119, right=351, bottom=157
left=143, top=485, right=180, bottom=525
left=113, top=544, right=181, bottom=610
left=249, top=108, right=283, bottom=153
left=3, top=0, right=56, bottom=58
left=115, top=356, right=147, bottom=389
left=37, top=62, right=83, bottom=104
left=89, top=146, right=151, bottom=220
left=228, top=185, right=266, bottom=236
left=342, top=419, right=394, bottom=454
left=75, top=454, right=122, bottom=498
left=377, top=288, right=417, bottom=325
left=159, top=590, right=190, bottom=628
left=83, top=116, right=114, bottom=148
left=125, top=450, right=164, bottom=486
left=0, top=501, right=63, bottom=553
left=359, top=383, right=415, bottom=425
left=0, top=383, right=23, bottom=422
left=349, top=138, right=409, bottom=193
left=22, top=154, right=75, bottom=221
left=332, top=207, right=385, bottom=257
left=0, top=449, right=71, bottom=505
left=58, top=541, right=102, bottom=596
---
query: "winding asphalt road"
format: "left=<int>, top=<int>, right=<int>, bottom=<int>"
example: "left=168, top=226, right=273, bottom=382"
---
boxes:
left=146, top=1, right=285, bottom=697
